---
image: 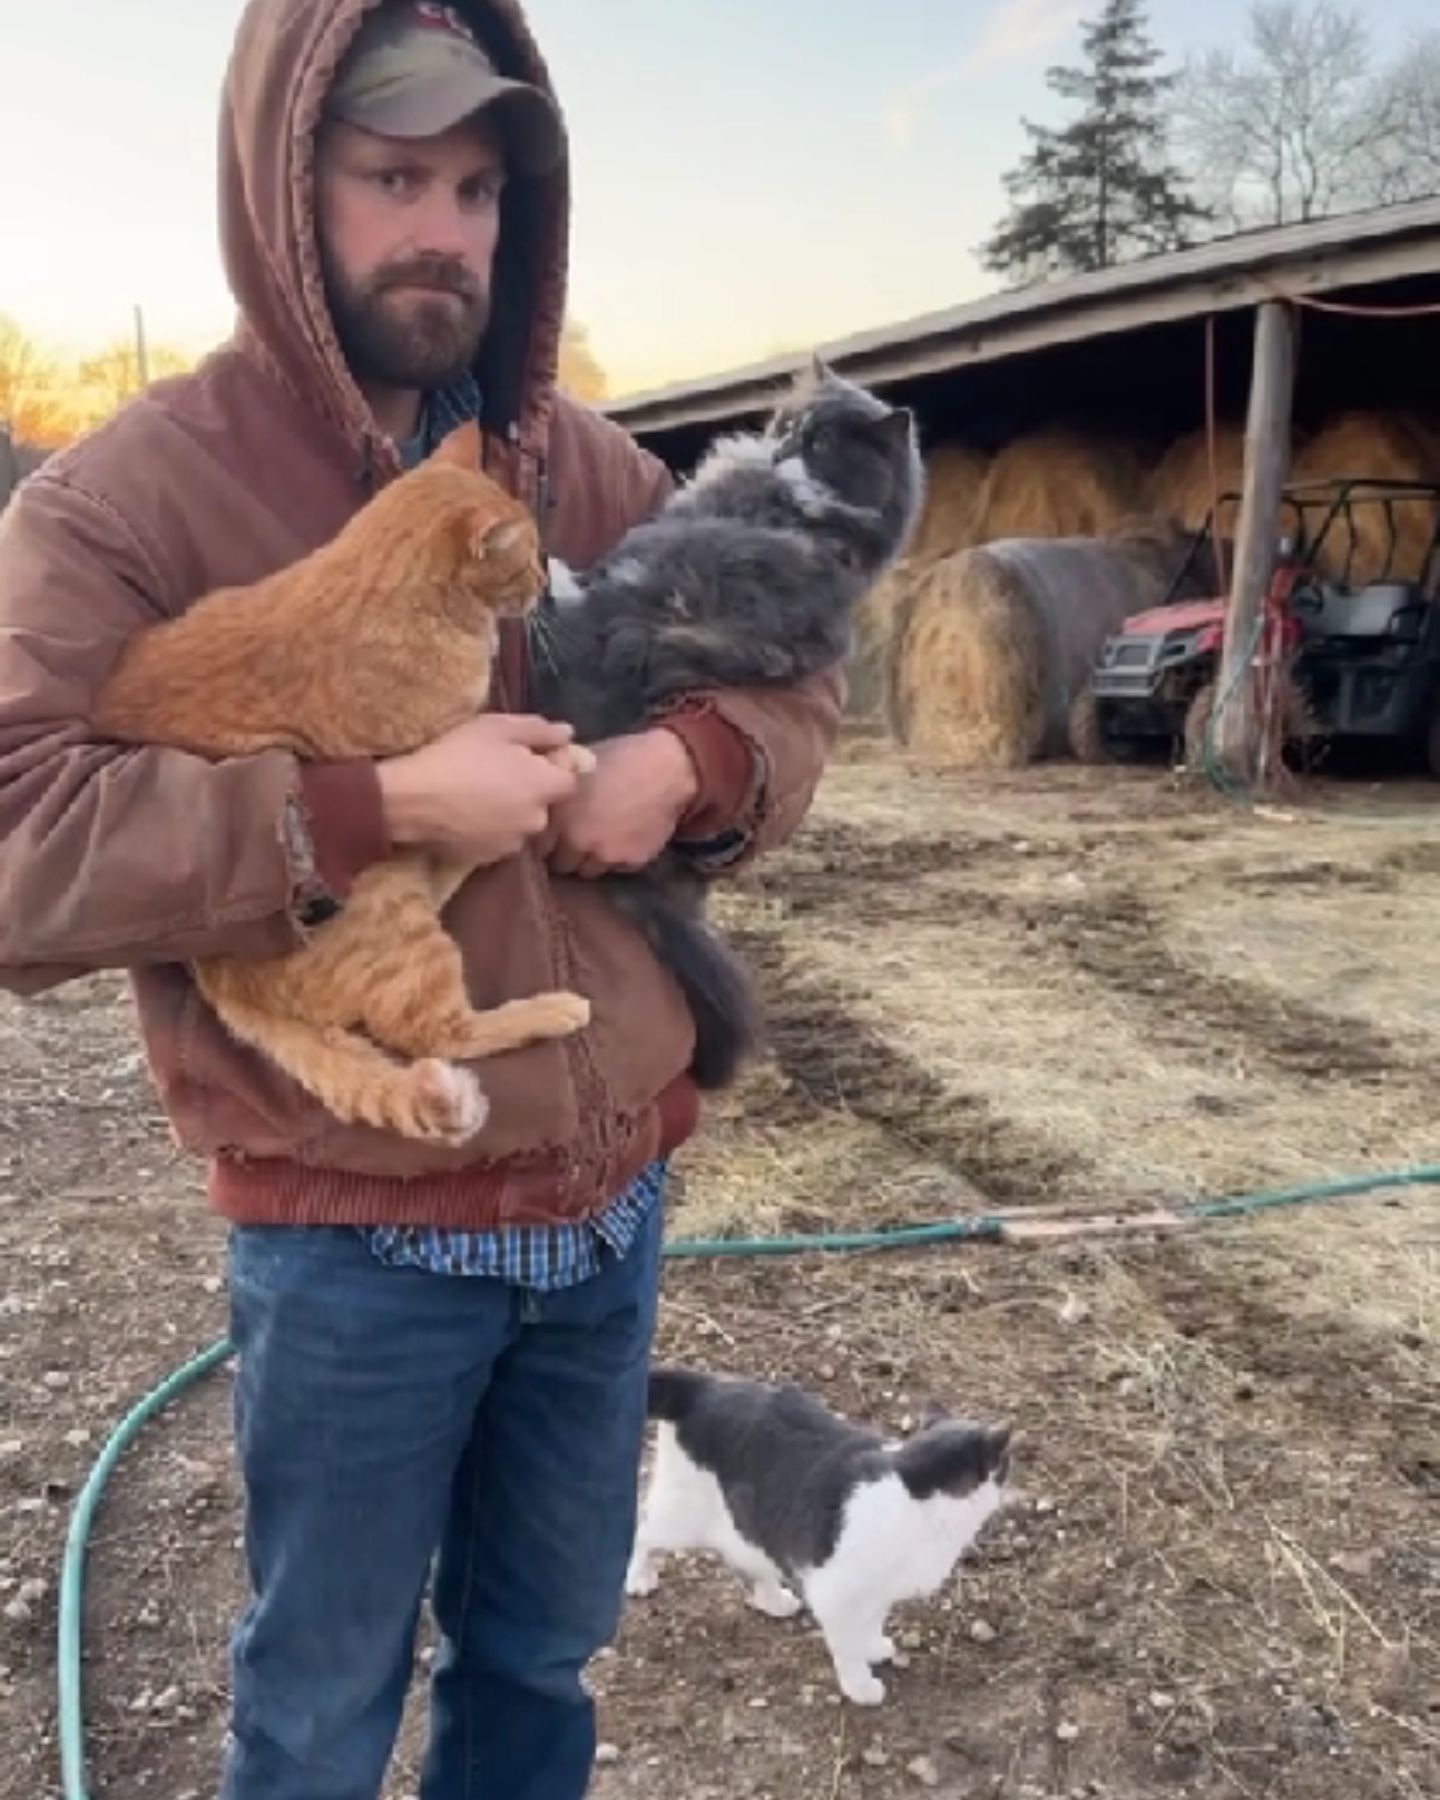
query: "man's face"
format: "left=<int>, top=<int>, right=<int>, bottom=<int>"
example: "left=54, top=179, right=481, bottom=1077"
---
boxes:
left=316, top=115, right=505, bottom=393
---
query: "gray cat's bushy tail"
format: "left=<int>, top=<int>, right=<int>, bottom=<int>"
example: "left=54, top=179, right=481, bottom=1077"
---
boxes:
left=603, top=875, right=761, bottom=1089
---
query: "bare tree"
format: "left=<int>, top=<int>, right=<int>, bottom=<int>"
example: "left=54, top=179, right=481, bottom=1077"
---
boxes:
left=1368, top=32, right=1440, bottom=205
left=0, top=316, right=46, bottom=435
left=0, top=316, right=77, bottom=449
left=1174, top=2, right=1427, bottom=231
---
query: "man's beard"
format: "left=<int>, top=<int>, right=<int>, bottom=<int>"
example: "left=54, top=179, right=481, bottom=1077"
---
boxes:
left=324, top=251, right=490, bottom=393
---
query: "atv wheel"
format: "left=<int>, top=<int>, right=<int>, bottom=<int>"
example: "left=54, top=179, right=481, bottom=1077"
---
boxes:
left=1183, top=684, right=1217, bottom=772
left=1068, top=685, right=1111, bottom=764
left=1426, top=708, right=1440, bottom=780
left=1186, top=677, right=1323, bottom=775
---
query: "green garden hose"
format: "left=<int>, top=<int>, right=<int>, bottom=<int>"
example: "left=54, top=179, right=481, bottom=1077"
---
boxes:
left=58, top=1162, right=1440, bottom=1800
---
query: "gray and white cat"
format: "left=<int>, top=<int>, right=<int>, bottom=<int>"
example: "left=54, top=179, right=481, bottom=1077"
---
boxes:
left=531, top=357, right=924, bottom=1089
left=625, top=1366, right=1014, bottom=1705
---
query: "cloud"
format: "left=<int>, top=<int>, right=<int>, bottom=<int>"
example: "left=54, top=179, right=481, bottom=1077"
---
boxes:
left=966, top=0, right=1087, bottom=78
left=883, top=0, right=1085, bottom=148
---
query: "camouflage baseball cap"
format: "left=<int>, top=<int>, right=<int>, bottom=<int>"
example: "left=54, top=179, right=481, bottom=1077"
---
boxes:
left=327, top=2, right=564, bottom=176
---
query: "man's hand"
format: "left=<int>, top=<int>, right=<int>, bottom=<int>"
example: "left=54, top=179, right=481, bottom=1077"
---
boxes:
left=543, top=729, right=699, bottom=878
left=377, top=714, right=583, bottom=864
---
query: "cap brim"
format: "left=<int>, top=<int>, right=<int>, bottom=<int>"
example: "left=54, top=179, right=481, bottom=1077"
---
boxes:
left=337, top=73, right=564, bottom=177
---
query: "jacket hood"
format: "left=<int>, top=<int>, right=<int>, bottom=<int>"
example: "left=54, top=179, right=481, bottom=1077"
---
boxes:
left=218, top=0, right=569, bottom=464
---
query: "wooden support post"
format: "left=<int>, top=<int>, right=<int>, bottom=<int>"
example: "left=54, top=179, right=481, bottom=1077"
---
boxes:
left=1216, top=300, right=1297, bottom=783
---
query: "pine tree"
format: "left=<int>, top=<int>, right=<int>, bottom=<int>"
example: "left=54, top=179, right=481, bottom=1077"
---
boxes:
left=981, top=0, right=1208, bottom=283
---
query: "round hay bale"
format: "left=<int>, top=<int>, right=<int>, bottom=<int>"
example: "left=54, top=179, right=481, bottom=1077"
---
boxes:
left=908, top=441, right=990, bottom=563
left=973, top=429, right=1144, bottom=543
left=1147, top=423, right=1250, bottom=530
left=845, top=560, right=914, bottom=721
left=1293, top=412, right=1439, bottom=584
left=842, top=440, right=990, bottom=724
left=886, top=526, right=1200, bottom=767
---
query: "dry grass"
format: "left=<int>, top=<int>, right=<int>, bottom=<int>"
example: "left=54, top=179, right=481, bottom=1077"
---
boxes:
left=699, top=755, right=1440, bottom=1230
left=4, top=752, right=1439, bottom=1800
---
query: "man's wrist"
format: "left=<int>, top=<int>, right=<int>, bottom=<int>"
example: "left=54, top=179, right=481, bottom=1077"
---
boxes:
left=375, top=756, right=423, bottom=847
left=654, top=709, right=756, bottom=840
left=641, top=726, right=701, bottom=815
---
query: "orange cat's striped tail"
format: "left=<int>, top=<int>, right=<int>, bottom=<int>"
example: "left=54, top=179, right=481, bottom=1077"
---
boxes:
left=208, top=994, right=489, bottom=1145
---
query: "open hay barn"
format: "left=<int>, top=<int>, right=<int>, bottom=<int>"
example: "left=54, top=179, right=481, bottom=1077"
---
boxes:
left=612, top=201, right=1440, bottom=767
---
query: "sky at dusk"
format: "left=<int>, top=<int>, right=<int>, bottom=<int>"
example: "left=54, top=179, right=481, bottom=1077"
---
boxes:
left=0, top=0, right=1433, bottom=397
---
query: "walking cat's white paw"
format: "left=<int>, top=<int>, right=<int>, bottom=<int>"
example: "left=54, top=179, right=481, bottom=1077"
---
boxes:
left=624, top=1560, right=658, bottom=1598
left=840, top=1669, right=886, bottom=1706
left=749, top=1582, right=802, bottom=1619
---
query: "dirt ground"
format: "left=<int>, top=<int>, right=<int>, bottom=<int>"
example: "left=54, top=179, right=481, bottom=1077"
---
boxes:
left=2, top=748, right=1437, bottom=1800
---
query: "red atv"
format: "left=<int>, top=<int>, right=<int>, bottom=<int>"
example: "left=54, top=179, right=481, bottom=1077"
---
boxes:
left=1070, top=478, right=1440, bottom=772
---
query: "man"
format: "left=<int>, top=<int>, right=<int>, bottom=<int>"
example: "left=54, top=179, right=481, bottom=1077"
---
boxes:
left=0, top=2, right=840, bottom=1797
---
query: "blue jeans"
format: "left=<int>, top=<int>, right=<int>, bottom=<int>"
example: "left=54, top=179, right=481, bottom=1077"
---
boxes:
left=221, top=1202, right=664, bottom=1800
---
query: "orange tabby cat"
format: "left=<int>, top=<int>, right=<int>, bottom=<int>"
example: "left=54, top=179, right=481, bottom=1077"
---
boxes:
left=91, top=422, right=592, bottom=1145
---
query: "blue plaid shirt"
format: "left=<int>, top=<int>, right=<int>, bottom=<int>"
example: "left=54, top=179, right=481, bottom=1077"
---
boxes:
left=363, top=1161, right=666, bottom=1290
left=366, top=379, right=667, bottom=1289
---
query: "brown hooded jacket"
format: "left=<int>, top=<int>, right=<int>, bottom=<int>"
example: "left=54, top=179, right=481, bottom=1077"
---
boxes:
left=0, top=0, right=841, bottom=1227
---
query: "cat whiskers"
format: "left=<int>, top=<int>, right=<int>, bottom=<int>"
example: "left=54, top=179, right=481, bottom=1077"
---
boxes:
left=527, top=604, right=560, bottom=678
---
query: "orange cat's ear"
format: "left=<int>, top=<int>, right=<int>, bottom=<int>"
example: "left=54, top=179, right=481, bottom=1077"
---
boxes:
left=478, top=517, right=530, bottom=560
left=430, top=420, right=481, bottom=469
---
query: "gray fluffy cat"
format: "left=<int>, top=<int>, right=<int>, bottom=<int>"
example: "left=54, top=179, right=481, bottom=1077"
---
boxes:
left=530, top=356, right=923, bottom=1087
left=626, top=1367, right=1014, bottom=1705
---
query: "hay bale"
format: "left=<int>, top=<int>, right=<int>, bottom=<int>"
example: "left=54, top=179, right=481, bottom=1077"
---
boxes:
left=973, top=429, right=1144, bottom=543
left=908, top=441, right=990, bottom=562
left=842, top=441, right=991, bottom=724
left=886, top=526, right=1201, bottom=767
left=1147, top=423, right=1251, bottom=530
left=845, top=562, right=912, bottom=721
left=1293, top=412, right=1439, bottom=584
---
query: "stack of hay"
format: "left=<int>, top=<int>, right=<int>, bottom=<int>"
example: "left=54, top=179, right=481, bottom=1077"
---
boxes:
left=1293, top=412, right=1440, bottom=584
left=848, top=428, right=1144, bottom=726
left=852, top=408, right=1439, bottom=765
left=1146, top=412, right=1440, bottom=581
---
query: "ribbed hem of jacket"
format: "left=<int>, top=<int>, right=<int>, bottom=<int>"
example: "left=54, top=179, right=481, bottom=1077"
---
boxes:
left=207, top=1077, right=701, bottom=1229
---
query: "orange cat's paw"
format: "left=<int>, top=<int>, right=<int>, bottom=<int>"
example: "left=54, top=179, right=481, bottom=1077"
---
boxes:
left=409, top=1060, right=490, bottom=1144
left=524, top=992, right=592, bottom=1038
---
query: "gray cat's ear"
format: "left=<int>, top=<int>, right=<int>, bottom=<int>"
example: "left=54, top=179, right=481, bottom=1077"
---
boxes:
left=810, top=350, right=833, bottom=383
left=877, top=407, right=914, bottom=446
left=915, top=1399, right=950, bottom=1431
left=986, top=1422, right=1014, bottom=1469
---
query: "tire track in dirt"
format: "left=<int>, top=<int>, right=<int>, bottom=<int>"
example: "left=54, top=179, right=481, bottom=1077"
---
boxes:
left=731, top=922, right=1097, bottom=1207
left=758, top=825, right=1415, bottom=1088
left=1028, top=890, right=1413, bottom=1084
